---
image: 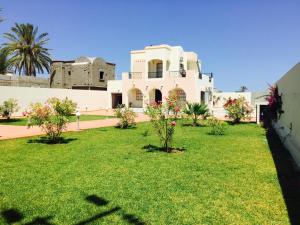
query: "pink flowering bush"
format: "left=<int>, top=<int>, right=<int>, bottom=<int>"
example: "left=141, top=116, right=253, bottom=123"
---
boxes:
left=266, top=85, right=283, bottom=120
left=27, top=97, right=77, bottom=142
left=145, top=95, right=180, bottom=152
left=223, top=97, right=252, bottom=124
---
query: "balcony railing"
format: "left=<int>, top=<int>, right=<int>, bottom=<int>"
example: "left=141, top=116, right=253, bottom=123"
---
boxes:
left=128, top=72, right=143, bottom=79
left=199, top=72, right=213, bottom=82
left=168, top=71, right=187, bottom=78
left=148, top=71, right=162, bottom=78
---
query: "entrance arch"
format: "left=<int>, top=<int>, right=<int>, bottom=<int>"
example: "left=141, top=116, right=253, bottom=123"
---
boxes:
left=168, top=88, right=187, bottom=107
left=149, top=89, right=162, bottom=104
left=128, top=88, right=143, bottom=108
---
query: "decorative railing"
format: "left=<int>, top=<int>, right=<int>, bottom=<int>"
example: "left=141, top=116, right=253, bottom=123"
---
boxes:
left=128, top=72, right=143, bottom=79
left=199, top=72, right=213, bottom=82
left=168, top=71, right=187, bottom=78
left=148, top=71, right=163, bottom=78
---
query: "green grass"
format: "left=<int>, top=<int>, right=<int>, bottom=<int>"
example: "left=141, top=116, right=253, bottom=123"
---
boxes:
left=0, top=114, right=113, bottom=126
left=0, top=122, right=289, bottom=224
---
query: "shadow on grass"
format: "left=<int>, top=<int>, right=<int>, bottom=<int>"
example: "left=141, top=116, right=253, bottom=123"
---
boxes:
left=1, top=194, right=146, bottom=225
left=75, top=207, right=121, bottom=225
left=142, top=144, right=185, bottom=153
left=27, top=137, right=77, bottom=145
left=264, top=118, right=300, bottom=225
left=1, top=208, right=53, bottom=225
left=1, top=208, right=24, bottom=224
left=122, top=213, right=146, bottom=225
left=78, top=194, right=145, bottom=225
left=0, top=118, right=23, bottom=124
left=227, top=121, right=255, bottom=125
left=114, top=126, right=137, bottom=130
left=85, top=195, right=109, bottom=206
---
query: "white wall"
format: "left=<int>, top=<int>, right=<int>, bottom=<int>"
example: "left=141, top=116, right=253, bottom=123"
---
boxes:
left=273, top=62, right=300, bottom=168
left=212, top=92, right=253, bottom=119
left=0, top=86, right=109, bottom=115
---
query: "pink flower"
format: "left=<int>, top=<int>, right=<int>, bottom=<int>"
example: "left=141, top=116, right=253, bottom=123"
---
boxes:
left=170, top=121, right=176, bottom=126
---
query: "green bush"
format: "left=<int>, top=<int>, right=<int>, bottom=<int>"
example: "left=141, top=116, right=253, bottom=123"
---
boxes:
left=208, top=117, right=227, bottom=135
left=183, top=102, right=208, bottom=126
left=114, top=106, right=136, bottom=128
left=0, top=98, right=19, bottom=120
left=27, top=97, right=77, bottom=142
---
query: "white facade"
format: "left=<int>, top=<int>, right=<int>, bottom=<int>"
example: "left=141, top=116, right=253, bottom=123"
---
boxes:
left=108, top=44, right=214, bottom=110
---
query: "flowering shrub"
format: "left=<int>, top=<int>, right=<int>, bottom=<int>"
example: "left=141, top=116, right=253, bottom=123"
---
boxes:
left=207, top=117, right=227, bottom=135
left=266, top=85, right=283, bottom=120
left=114, top=106, right=136, bottom=128
left=0, top=98, right=19, bottom=120
left=27, top=97, right=77, bottom=142
left=223, top=97, right=252, bottom=124
left=145, top=96, right=180, bottom=152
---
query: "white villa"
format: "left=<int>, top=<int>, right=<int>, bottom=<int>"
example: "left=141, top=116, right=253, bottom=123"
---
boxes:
left=107, top=44, right=214, bottom=111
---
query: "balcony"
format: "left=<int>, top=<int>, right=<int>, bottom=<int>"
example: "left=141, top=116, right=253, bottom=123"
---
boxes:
left=148, top=71, right=163, bottom=78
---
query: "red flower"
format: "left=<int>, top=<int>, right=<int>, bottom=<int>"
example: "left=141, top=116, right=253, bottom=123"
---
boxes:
left=170, top=121, right=176, bottom=126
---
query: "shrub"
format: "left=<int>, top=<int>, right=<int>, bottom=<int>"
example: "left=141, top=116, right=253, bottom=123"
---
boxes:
left=208, top=117, right=227, bottom=135
left=145, top=96, right=180, bottom=152
left=223, top=97, right=252, bottom=124
left=0, top=98, right=19, bottom=120
left=27, top=97, right=77, bottom=142
left=114, top=106, right=136, bottom=128
left=266, top=85, right=283, bottom=120
left=183, top=102, right=208, bottom=126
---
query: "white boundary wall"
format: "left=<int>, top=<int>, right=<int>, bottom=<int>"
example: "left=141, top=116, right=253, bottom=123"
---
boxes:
left=272, top=62, right=300, bottom=168
left=0, top=86, right=109, bottom=116
left=212, top=92, right=253, bottom=119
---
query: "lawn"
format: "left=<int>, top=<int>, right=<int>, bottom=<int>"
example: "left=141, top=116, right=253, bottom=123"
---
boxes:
left=0, top=122, right=289, bottom=224
left=0, top=114, right=113, bottom=126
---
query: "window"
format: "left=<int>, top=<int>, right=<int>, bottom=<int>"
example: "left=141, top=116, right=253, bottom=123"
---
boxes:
left=201, top=91, right=205, bottom=104
left=176, top=90, right=186, bottom=101
left=68, top=71, right=71, bottom=75
left=136, top=89, right=143, bottom=101
left=99, top=71, right=104, bottom=81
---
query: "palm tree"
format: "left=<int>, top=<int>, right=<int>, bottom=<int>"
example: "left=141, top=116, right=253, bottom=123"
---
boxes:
left=0, top=8, right=4, bottom=23
left=2, top=23, right=51, bottom=76
left=0, top=50, right=12, bottom=74
left=184, top=103, right=209, bottom=126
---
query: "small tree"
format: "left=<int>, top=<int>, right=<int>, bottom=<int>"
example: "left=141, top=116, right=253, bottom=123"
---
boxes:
left=183, top=102, right=208, bottom=126
left=27, top=97, right=76, bottom=142
left=145, top=96, right=179, bottom=152
left=223, top=97, right=252, bottom=124
left=0, top=98, right=19, bottom=120
left=114, top=106, right=136, bottom=128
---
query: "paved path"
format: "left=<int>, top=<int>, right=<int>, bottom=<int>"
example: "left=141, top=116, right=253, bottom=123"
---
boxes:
left=0, top=113, right=149, bottom=140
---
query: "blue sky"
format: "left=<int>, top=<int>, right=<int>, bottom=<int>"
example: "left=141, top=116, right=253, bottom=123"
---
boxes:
left=1, top=0, right=300, bottom=91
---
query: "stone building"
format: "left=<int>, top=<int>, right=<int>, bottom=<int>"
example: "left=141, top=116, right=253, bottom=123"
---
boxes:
left=50, top=56, right=115, bottom=90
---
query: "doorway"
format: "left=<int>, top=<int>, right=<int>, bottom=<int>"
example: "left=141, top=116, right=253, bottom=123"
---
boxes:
left=112, top=93, right=122, bottom=108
